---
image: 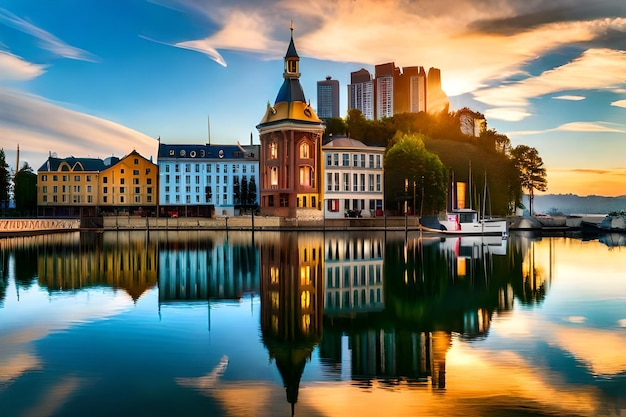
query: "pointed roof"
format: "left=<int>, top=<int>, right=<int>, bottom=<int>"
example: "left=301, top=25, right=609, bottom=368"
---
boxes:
left=285, top=31, right=298, bottom=59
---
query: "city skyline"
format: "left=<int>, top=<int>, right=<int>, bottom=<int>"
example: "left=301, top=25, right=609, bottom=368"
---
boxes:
left=1, top=0, right=626, bottom=196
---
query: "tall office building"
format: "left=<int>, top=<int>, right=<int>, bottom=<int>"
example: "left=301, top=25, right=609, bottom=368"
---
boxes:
left=317, top=76, right=340, bottom=118
left=347, top=68, right=375, bottom=120
left=426, top=67, right=449, bottom=114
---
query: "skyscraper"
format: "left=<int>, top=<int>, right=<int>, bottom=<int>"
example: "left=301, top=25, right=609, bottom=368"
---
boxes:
left=374, top=63, right=397, bottom=119
left=317, top=76, right=340, bottom=118
left=347, top=68, right=374, bottom=120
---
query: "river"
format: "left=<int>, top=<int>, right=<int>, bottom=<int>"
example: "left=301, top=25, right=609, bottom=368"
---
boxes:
left=1, top=230, right=625, bottom=416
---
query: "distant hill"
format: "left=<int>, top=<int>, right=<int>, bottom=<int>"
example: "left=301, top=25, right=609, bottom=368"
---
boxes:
left=526, top=194, right=626, bottom=215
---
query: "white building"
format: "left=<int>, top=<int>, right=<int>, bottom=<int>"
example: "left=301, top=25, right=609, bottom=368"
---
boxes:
left=347, top=68, right=375, bottom=120
left=322, top=137, right=385, bottom=218
left=157, top=143, right=260, bottom=217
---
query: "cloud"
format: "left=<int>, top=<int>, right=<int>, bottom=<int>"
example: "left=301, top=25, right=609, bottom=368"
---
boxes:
left=611, top=99, right=626, bottom=108
left=508, top=120, right=626, bottom=136
left=485, top=108, right=531, bottom=121
left=0, top=51, right=46, bottom=81
left=0, top=7, right=97, bottom=62
left=553, top=95, right=586, bottom=101
left=475, top=48, right=626, bottom=108
left=0, top=88, right=158, bottom=170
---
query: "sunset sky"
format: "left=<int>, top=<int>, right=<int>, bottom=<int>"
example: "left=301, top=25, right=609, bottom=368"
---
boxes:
left=1, top=0, right=625, bottom=196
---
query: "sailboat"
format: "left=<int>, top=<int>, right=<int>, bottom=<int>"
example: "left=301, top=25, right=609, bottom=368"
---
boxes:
left=437, top=169, right=508, bottom=237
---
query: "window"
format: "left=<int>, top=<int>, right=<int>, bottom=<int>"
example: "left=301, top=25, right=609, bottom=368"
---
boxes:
left=165, top=186, right=169, bottom=193
left=165, top=165, right=170, bottom=173
left=327, top=173, right=332, bottom=191
left=147, top=178, right=152, bottom=185
left=120, top=187, right=125, bottom=193
left=135, top=187, right=140, bottom=194
left=327, top=199, right=339, bottom=212
left=133, top=178, right=139, bottom=185
left=165, top=175, right=170, bottom=183
left=195, top=176, right=200, bottom=184
left=121, top=169, right=124, bottom=174
left=185, top=186, right=191, bottom=193
left=369, top=174, right=374, bottom=191
left=135, top=196, right=141, bottom=203
left=251, top=165, right=255, bottom=173
left=120, top=178, right=125, bottom=185
left=133, top=169, right=139, bottom=175
left=74, top=175, right=80, bottom=182
left=43, top=195, right=48, bottom=202
left=175, top=176, right=180, bottom=184
left=353, top=154, right=358, bottom=167
left=186, top=176, right=191, bottom=184
left=326, top=154, right=332, bottom=166
left=343, top=173, right=349, bottom=191
left=42, top=175, right=48, bottom=181
left=175, top=164, right=180, bottom=172
left=206, top=164, right=211, bottom=173
left=360, top=174, right=365, bottom=191
left=232, top=164, right=238, bottom=173
left=369, top=154, right=374, bottom=168
left=353, top=173, right=358, bottom=191
left=342, top=153, right=349, bottom=166
left=102, top=196, right=107, bottom=203
left=216, top=164, right=220, bottom=173
left=376, top=174, right=381, bottom=191
left=62, top=185, right=66, bottom=193
left=53, top=185, right=58, bottom=193
left=134, top=158, right=139, bottom=164
left=185, top=165, right=190, bottom=173
left=73, top=185, right=80, bottom=193
left=333, top=153, right=339, bottom=166
left=165, top=195, right=170, bottom=203
left=53, top=175, right=58, bottom=181
left=43, top=186, right=48, bottom=193
left=120, top=196, right=125, bottom=203
left=360, top=154, right=365, bottom=167
left=186, top=195, right=191, bottom=204
left=271, top=167, right=278, bottom=187
left=299, top=166, right=311, bottom=187
left=270, top=142, right=278, bottom=159
left=243, top=165, right=247, bottom=173
left=300, top=143, right=310, bottom=159
left=195, top=164, right=200, bottom=173
left=62, top=175, right=68, bottom=182
left=334, top=173, right=339, bottom=191
left=147, top=187, right=152, bottom=194
left=376, top=155, right=381, bottom=168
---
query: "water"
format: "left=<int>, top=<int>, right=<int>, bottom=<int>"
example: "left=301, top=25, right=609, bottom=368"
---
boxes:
left=1, top=230, right=625, bottom=417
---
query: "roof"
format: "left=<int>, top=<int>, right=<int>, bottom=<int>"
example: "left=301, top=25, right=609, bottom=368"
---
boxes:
left=285, top=34, right=299, bottom=59
left=323, top=137, right=385, bottom=151
left=275, top=78, right=306, bottom=104
left=157, top=143, right=260, bottom=161
left=37, top=156, right=107, bottom=172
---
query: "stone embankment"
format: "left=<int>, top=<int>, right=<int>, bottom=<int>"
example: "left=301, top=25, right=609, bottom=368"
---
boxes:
left=0, top=218, right=81, bottom=236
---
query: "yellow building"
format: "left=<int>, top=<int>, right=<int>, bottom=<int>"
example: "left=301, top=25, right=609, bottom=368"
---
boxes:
left=37, top=150, right=157, bottom=217
left=99, top=150, right=158, bottom=215
left=37, top=156, right=106, bottom=217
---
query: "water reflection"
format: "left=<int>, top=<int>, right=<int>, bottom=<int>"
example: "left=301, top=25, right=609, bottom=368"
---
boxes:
left=1, top=230, right=625, bottom=416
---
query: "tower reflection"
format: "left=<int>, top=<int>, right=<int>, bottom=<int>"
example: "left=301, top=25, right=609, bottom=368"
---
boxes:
left=259, top=232, right=324, bottom=416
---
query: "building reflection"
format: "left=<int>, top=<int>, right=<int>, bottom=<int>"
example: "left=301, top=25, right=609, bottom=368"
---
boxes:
left=258, top=232, right=324, bottom=416
left=157, top=231, right=259, bottom=303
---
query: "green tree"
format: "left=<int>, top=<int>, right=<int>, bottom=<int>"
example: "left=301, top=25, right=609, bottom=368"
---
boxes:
left=0, top=149, right=10, bottom=214
left=384, top=132, right=448, bottom=215
left=248, top=177, right=257, bottom=208
left=241, top=176, right=249, bottom=211
left=345, top=108, right=367, bottom=141
left=14, top=162, right=37, bottom=217
left=322, top=117, right=348, bottom=143
left=511, top=145, right=547, bottom=215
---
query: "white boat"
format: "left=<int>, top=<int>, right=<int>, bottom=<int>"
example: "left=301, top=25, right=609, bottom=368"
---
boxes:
left=438, top=208, right=508, bottom=236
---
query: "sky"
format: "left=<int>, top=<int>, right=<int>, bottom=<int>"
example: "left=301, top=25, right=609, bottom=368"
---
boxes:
left=1, top=0, right=625, bottom=197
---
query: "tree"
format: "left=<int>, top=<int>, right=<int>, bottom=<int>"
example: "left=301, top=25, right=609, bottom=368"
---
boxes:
left=247, top=177, right=257, bottom=208
left=511, top=145, right=547, bottom=215
left=240, top=176, right=249, bottom=211
left=0, top=149, right=9, bottom=215
left=384, top=132, right=448, bottom=215
left=14, top=162, right=37, bottom=217
left=345, top=108, right=367, bottom=141
left=322, top=117, right=348, bottom=143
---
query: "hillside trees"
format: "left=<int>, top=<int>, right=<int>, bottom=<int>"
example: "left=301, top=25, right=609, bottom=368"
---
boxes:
left=384, top=132, right=448, bottom=215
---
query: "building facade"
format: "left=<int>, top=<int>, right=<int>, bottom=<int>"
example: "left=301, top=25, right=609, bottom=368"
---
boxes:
left=322, top=137, right=385, bottom=218
left=256, top=29, right=325, bottom=218
left=157, top=143, right=260, bottom=217
left=347, top=68, right=375, bottom=120
left=37, top=156, right=106, bottom=217
left=316, top=76, right=340, bottom=119
left=99, top=150, right=158, bottom=215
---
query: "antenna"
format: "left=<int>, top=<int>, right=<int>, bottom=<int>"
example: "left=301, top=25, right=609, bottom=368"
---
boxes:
left=208, top=115, right=211, bottom=145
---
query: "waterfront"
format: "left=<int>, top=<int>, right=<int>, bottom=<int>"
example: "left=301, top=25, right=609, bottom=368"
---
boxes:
left=1, top=230, right=625, bottom=416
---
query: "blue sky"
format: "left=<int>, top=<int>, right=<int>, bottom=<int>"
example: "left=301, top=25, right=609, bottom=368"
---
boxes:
left=1, top=0, right=625, bottom=196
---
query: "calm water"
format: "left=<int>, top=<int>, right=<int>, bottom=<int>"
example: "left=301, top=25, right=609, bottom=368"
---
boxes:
left=1, top=230, right=625, bottom=417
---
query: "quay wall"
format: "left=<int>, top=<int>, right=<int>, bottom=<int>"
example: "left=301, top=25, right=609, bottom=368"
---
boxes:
left=102, top=215, right=419, bottom=231
left=0, top=218, right=81, bottom=234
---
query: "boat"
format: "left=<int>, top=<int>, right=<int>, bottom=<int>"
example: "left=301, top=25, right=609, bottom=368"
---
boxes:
left=424, top=167, right=508, bottom=237
left=438, top=208, right=508, bottom=236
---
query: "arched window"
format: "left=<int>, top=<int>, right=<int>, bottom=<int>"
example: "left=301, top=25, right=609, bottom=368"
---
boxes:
left=271, top=167, right=278, bottom=186
left=300, top=143, right=310, bottom=159
left=269, top=142, right=278, bottom=159
left=299, top=166, right=311, bottom=187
